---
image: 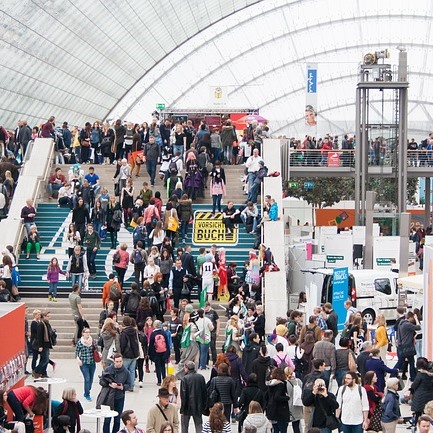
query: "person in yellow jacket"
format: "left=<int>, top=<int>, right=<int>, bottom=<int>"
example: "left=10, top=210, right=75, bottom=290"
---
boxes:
left=374, top=313, right=389, bottom=361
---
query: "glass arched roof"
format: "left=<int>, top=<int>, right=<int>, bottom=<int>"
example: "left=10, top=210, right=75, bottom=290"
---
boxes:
left=2, top=0, right=433, bottom=138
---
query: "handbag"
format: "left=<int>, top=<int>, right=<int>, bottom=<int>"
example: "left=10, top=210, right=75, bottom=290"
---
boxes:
left=167, top=209, right=179, bottom=232
left=181, top=283, right=190, bottom=295
left=81, top=139, right=90, bottom=147
left=348, top=350, right=357, bottom=372
left=93, top=344, right=102, bottom=363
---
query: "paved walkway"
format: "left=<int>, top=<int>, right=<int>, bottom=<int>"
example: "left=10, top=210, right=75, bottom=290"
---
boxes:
left=26, top=357, right=414, bottom=433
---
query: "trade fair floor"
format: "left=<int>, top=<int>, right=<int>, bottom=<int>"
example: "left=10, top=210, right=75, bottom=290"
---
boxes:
left=25, top=357, right=415, bottom=433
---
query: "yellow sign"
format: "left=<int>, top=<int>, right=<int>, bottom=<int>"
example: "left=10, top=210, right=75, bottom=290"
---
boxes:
left=193, top=212, right=238, bottom=245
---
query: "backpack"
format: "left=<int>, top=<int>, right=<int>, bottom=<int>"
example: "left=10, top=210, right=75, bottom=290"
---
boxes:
left=154, top=333, right=167, bottom=353
left=112, top=252, right=121, bottom=264
left=276, top=354, right=289, bottom=370
left=109, top=284, right=121, bottom=301
left=125, top=292, right=140, bottom=314
left=305, top=325, right=318, bottom=340
left=169, top=159, right=178, bottom=174
left=133, top=225, right=147, bottom=244
left=150, top=208, right=159, bottom=229
left=132, top=249, right=144, bottom=264
left=149, top=294, right=158, bottom=311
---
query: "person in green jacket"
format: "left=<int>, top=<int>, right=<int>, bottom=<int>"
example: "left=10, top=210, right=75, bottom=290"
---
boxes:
left=84, top=223, right=100, bottom=277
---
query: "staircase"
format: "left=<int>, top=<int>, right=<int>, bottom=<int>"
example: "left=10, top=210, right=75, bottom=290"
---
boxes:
left=18, top=163, right=255, bottom=296
left=24, top=298, right=229, bottom=359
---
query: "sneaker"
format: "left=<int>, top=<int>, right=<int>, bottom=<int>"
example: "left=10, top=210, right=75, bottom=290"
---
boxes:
left=85, top=395, right=92, bottom=402
left=48, top=295, right=52, bottom=301
left=139, top=381, right=143, bottom=388
left=157, top=382, right=161, bottom=386
left=52, top=297, right=57, bottom=302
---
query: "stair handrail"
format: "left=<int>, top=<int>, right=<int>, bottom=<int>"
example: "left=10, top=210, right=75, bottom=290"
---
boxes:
left=0, top=138, right=55, bottom=260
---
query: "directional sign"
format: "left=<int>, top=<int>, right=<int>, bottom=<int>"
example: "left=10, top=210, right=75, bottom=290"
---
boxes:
left=156, top=103, right=166, bottom=110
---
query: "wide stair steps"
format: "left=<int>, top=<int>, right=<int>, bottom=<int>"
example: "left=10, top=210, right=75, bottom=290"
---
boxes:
left=18, top=162, right=254, bottom=296
left=24, top=298, right=229, bottom=359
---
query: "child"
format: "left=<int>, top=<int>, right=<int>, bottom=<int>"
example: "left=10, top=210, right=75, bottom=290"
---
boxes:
left=46, top=257, right=66, bottom=302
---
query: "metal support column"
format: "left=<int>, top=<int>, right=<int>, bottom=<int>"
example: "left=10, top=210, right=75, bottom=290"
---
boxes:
left=364, top=191, right=376, bottom=269
left=355, top=89, right=361, bottom=225
left=425, top=177, right=431, bottom=228
left=399, top=212, right=410, bottom=276
left=360, top=88, right=368, bottom=225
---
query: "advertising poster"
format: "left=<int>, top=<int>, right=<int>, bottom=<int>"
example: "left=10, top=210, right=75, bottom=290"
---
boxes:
left=192, top=211, right=238, bottom=245
left=324, top=234, right=353, bottom=269
left=373, top=236, right=400, bottom=270
left=306, top=63, right=318, bottom=127
left=333, top=267, right=349, bottom=331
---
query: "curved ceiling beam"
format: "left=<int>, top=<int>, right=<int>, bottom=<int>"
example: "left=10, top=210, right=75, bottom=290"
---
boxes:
left=106, top=0, right=265, bottom=119
left=271, top=98, right=433, bottom=135
left=116, top=10, right=433, bottom=118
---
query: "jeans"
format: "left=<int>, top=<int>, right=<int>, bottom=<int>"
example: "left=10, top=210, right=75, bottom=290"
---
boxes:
left=180, top=220, right=189, bottom=240
left=173, top=144, right=184, bottom=157
left=7, top=391, right=26, bottom=421
left=212, top=148, right=222, bottom=164
left=248, top=182, right=259, bottom=203
left=146, top=159, right=157, bottom=185
left=31, top=348, right=39, bottom=371
left=341, top=424, right=363, bottom=433
left=322, top=369, right=332, bottom=387
left=198, top=342, right=209, bottom=369
left=181, top=414, right=203, bottom=433
left=48, top=183, right=63, bottom=196
left=86, top=248, right=98, bottom=275
left=272, top=421, right=288, bottom=433
left=80, top=363, right=96, bottom=398
left=71, top=273, right=84, bottom=289
left=48, top=282, right=58, bottom=297
left=154, top=353, right=166, bottom=384
left=173, top=336, right=181, bottom=363
left=212, top=194, right=222, bottom=213
left=335, top=369, right=347, bottom=387
left=240, top=214, right=257, bottom=232
left=209, top=332, right=217, bottom=364
left=35, top=347, right=49, bottom=375
left=103, top=397, right=124, bottom=433
left=123, top=358, right=137, bottom=389
left=73, top=316, right=85, bottom=343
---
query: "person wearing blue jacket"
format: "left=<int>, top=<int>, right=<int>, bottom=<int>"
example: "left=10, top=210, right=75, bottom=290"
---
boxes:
left=365, top=349, right=398, bottom=393
left=381, top=377, right=401, bottom=433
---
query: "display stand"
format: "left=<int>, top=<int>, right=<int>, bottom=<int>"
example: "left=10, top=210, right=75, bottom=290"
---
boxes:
left=83, top=409, right=118, bottom=433
left=34, top=377, right=66, bottom=433
left=0, top=303, right=26, bottom=419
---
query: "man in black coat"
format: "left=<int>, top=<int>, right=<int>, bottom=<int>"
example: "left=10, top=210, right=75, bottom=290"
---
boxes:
left=323, top=302, right=338, bottom=342
left=180, top=361, right=207, bottom=433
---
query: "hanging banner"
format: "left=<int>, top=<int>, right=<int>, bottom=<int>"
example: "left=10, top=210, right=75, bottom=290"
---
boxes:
left=209, top=86, right=227, bottom=107
left=305, top=63, right=318, bottom=127
left=333, top=267, right=349, bottom=331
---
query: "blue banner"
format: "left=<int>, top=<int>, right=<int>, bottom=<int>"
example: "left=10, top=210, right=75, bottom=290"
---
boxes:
left=332, top=267, right=349, bottom=331
left=307, top=68, right=317, bottom=93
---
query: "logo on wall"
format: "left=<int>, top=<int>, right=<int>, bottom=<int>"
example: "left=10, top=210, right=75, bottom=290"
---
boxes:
left=193, top=212, right=238, bottom=245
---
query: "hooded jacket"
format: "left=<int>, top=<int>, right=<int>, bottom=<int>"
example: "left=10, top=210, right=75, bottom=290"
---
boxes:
left=265, top=379, right=290, bottom=422
left=252, top=356, right=276, bottom=392
left=119, top=326, right=139, bottom=359
left=410, top=369, right=433, bottom=413
left=242, top=341, right=261, bottom=375
left=243, top=413, right=273, bottom=433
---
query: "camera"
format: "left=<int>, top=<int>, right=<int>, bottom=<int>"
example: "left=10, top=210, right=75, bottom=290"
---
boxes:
left=318, top=385, right=325, bottom=391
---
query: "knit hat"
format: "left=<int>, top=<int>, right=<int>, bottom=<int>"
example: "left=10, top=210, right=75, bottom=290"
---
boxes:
left=276, top=325, right=287, bottom=337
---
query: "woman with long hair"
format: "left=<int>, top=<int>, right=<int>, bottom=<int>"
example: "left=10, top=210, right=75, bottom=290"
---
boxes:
left=284, top=367, right=303, bottom=433
left=100, top=316, right=120, bottom=368
left=72, top=197, right=89, bottom=241
left=223, top=315, right=242, bottom=353
left=374, top=314, right=388, bottom=362
left=7, top=386, right=48, bottom=421
left=242, top=400, right=273, bottom=433
left=120, top=177, right=134, bottom=227
left=265, top=367, right=290, bottom=433
left=75, top=327, right=97, bottom=401
left=163, top=202, right=179, bottom=247
left=150, top=221, right=166, bottom=251
left=90, top=199, right=105, bottom=236
left=202, top=402, right=232, bottom=433
left=159, top=248, right=173, bottom=288
left=210, top=353, right=231, bottom=380
left=46, top=257, right=66, bottom=302
left=105, top=195, right=122, bottom=249
left=149, top=246, right=161, bottom=266
left=178, top=193, right=193, bottom=243
left=208, top=363, right=236, bottom=422
left=152, top=272, right=168, bottom=321
left=210, top=171, right=226, bottom=215
left=143, top=316, right=154, bottom=374
left=0, top=389, right=25, bottom=433
left=65, top=223, right=81, bottom=257
left=364, top=371, right=384, bottom=433
left=175, top=307, right=199, bottom=379
left=158, top=422, right=174, bottom=433
left=161, top=375, right=180, bottom=408
left=113, top=243, right=129, bottom=287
